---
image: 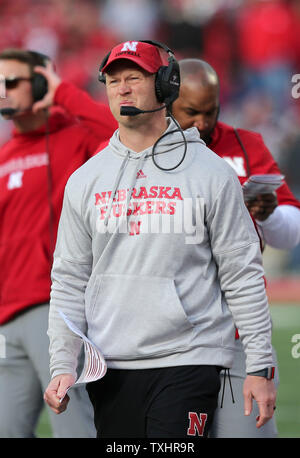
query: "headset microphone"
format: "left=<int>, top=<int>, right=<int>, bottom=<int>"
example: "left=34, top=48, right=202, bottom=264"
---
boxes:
left=0, top=107, right=18, bottom=116
left=0, top=106, right=35, bottom=117
left=120, top=104, right=167, bottom=116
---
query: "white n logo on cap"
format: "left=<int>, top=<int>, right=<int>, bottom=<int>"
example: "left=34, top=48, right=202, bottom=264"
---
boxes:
left=121, top=41, right=138, bottom=52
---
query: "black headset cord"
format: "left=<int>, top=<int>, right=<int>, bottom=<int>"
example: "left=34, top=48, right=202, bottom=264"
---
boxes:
left=151, top=110, right=187, bottom=172
left=45, top=112, right=55, bottom=270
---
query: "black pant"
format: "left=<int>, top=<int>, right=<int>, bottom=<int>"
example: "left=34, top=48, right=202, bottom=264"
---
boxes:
left=86, top=365, right=221, bottom=438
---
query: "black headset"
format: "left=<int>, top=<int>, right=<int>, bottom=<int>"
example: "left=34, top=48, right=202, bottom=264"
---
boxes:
left=27, top=50, right=49, bottom=102
left=98, top=39, right=180, bottom=106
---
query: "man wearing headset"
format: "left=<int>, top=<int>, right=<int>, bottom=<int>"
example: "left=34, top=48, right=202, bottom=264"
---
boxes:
left=171, top=58, right=300, bottom=438
left=0, top=49, right=117, bottom=438
left=44, top=40, right=276, bottom=438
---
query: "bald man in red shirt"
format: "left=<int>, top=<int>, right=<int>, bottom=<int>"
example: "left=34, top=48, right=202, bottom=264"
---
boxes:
left=172, top=58, right=300, bottom=438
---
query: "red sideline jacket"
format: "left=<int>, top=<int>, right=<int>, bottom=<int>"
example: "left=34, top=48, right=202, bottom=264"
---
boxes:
left=0, top=81, right=117, bottom=324
left=209, top=121, right=300, bottom=209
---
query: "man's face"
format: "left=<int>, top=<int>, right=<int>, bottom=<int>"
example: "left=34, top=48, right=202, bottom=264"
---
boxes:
left=105, top=60, right=158, bottom=126
left=172, top=81, right=219, bottom=144
left=0, top=59, right=33, bottom=119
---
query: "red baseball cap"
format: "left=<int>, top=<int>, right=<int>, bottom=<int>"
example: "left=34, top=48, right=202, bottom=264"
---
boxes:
left=101, top=41, right=163, bottom=74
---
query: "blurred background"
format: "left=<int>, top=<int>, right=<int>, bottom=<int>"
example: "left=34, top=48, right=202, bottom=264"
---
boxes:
left=0, top=0, right=299, bottom=438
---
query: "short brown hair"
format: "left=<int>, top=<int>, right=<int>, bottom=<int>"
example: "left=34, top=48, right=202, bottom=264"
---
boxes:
left=0, top=49, right=48, bottom=75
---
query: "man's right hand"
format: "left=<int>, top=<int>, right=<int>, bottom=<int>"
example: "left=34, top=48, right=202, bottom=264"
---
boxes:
left=44, top=373, right=75, bottom=414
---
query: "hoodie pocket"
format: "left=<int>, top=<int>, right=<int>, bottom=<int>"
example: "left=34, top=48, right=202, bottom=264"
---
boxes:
left=87, top=274, right=195, bottom=359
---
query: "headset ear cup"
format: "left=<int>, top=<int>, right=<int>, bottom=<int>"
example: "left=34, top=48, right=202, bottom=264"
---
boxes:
left=27, top=51, right=49, bottom=102
left=98, top=72, right=106, bottom=83
left=155, top=60, right=180, bottom=105
left=98, top=51, right=111, bottom=84
left=32, top=73, right=48, bottom=102
left=155, top=66, right=168, bottom=103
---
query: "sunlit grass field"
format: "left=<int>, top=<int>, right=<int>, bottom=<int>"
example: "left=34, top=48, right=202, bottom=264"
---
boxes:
left=36, top=303, right=300, bottom=438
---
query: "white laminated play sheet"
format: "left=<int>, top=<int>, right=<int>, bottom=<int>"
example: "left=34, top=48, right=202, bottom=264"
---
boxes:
left=242, top=174, right=284, bottom=201
left=58, top=309, right=107, bottom=402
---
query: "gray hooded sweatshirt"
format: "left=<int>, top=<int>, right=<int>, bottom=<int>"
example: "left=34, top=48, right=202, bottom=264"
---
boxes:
left=48, top=119, right=273, bottom=380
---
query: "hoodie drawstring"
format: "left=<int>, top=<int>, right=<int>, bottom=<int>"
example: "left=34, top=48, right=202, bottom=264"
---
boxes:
left=220, top=368, right=235, bottom=408
left=104, top=150, right=148, bottom=227
left=125, top=151, right=148, bottom=221
left=104, top=152, right=130, bottom=226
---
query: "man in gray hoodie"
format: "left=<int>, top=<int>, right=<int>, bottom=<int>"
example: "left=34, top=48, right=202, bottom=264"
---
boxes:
left=44, top=40, right=276, bottom=438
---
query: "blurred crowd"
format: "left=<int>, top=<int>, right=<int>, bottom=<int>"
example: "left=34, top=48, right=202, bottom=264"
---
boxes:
left=0, top=0, right=300, bottom=270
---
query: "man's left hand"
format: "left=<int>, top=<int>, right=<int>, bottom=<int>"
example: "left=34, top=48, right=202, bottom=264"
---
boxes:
left=243, top=375, right=277, bottom=428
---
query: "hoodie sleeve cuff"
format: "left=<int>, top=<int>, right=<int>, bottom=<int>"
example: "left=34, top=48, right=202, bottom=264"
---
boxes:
left=50, top=365, right=77, bottom=381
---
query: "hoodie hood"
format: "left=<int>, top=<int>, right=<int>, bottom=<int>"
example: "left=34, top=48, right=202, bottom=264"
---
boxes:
left=109, top=117, right=205, bottom=160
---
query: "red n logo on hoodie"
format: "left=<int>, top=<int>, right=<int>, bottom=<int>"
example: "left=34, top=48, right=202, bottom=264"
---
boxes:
left=187, top=412, right=207, bottom=436
left=129, top=220, right=141, bottom=236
